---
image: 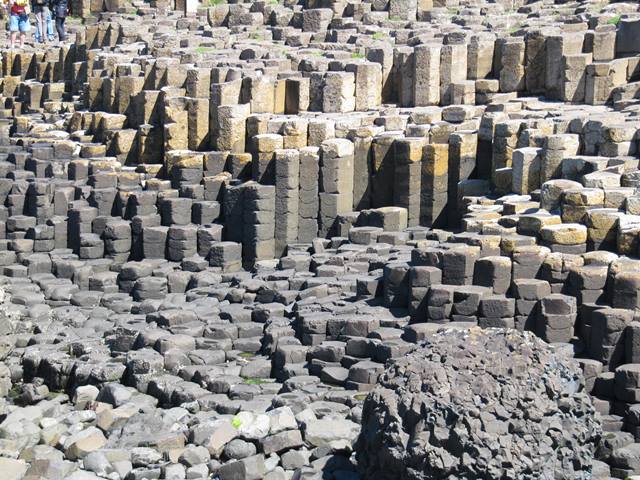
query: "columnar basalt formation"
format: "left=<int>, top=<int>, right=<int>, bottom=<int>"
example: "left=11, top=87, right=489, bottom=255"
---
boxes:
left=0, top=0, right=640, bottom=479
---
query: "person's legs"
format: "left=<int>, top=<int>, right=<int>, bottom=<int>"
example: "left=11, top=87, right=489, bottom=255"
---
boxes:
left=18, top=14, right=30, bottom=47
left=9, top=15, right=18, bottom=48
left=35, top=10, right=45, bottom=43
left=47, top=10, right=54, bottom=40
left=34, top=13, right=42, bottom=42
left=41, top=6, right=49, bottom=42
left=56, top=15, right=65, bottom=41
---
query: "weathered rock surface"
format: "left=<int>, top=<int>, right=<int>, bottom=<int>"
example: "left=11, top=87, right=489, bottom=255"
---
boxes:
left=357, top=328, right=601, bottom=479
left=0, top=0, right=640, bottom=478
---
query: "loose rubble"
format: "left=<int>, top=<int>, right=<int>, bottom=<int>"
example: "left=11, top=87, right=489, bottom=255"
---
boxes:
left=1, top=0, right=640, bottom=479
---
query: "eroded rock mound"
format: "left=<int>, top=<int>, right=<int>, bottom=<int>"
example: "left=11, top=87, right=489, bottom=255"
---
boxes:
left=356, top=328, right=601, bottom=480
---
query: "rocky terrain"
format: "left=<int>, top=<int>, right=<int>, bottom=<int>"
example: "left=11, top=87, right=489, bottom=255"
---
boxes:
left=358, top=328, right=602, bottom=479
left=1, top=0, right=640, bottom=478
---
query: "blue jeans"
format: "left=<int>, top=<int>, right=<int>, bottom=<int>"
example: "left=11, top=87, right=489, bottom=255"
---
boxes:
left=34, top=11, right=55, bottom=42
left=9, top=14, right=30, bottom=33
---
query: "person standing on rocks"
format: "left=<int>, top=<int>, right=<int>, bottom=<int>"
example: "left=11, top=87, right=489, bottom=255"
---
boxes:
left=49, top=0, right=66, bottom=42
left=7, top=0, right=30, bottom=48
left=34, top=6, right=54, bottom=43
left=31, top=0, right=48, bottom=44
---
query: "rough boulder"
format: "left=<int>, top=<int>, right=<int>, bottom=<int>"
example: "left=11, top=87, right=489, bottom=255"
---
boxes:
left=356, top=327, right=601, bottom=480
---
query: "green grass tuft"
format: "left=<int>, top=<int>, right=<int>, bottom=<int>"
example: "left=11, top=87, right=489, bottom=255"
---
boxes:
left=372, top=32, right=386, bottom=40
left=607, top=15, right=621, bottom=26
left=207, top=0, right=226, bottom=6
left=67, top=15, right=85, bottom=24
left=351, top=52, right=365, bottom=59
left=243, top=377, right=268, bottom=385
left=195, top=46, right=215, bottom=54
left=354, top=393, right=368, bottom=401
left=7, top=385, right=21, bottom=401
left=231, top=416, right=242, bottom=429
left=238, top=352, right=256, bottom=358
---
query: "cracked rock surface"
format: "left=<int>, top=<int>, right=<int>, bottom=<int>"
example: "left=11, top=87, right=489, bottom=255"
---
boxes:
left=357, top=328, right=601, bottom=480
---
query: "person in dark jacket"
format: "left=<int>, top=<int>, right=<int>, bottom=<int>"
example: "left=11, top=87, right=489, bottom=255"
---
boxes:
left=49, top=0, right=66, bottom=41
